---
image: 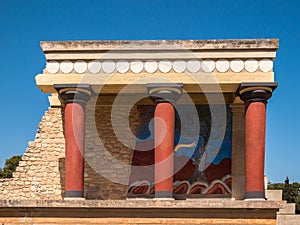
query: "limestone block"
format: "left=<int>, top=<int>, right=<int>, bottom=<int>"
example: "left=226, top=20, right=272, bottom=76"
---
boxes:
left=18, top=161, right=26, bottom=167
left=266, top=190, right=282, bottom=201
left=278, top=203, right=296, bottom=215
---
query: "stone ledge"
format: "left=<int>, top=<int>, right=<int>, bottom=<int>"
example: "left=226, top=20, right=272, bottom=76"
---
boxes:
left=0, top=199, right=286, bottom=209
left=0, top=200, right=285, bottom=221
left=0, top=217, right=278, bottom=225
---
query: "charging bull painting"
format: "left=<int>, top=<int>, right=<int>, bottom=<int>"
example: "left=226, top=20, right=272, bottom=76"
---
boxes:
left=128, top=104, right=232, bottom=197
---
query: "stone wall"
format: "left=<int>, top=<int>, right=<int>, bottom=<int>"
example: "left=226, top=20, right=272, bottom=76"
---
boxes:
left=0, top=107, right=65, bottom=200
left=84, top=103, right=140, bottom=199
left=0, top=101, right=141, bottom=200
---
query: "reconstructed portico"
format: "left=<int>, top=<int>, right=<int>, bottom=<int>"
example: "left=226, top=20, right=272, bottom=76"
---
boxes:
left=0, top=39, right=287, bottom=224
left=35, top=39, right=279, bottom=201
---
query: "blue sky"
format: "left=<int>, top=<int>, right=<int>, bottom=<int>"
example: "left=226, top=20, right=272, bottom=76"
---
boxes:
left=0, top=0, right=299, bottom=183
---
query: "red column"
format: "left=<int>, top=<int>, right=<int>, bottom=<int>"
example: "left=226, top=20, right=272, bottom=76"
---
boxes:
left=54, top=84, right=92, bottom=199
left=147, top=83, right=182, bottom=199
left=245, top=101, right=266, bottom=199
left=64, top=102, right=85, bottom=198
left=154, top=102, right=175, bottom=198
left=239, top=83, right=277, bottom=200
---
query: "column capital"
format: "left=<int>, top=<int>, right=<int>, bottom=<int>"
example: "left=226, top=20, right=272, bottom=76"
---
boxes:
left=238, top=82, right=278, bottom=105
left=147, top=83, right=183, bottom=103
left=54, top=84, right=93, bottom=105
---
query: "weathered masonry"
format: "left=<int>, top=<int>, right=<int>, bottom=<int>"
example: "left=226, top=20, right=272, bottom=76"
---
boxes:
left=0, top=39, right=290, bottom=225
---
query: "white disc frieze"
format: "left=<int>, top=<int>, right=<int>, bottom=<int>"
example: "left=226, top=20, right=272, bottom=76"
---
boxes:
left=74, top=60, right=88, bottom=74
left=187, top=60, right=201, bottom=73
left=60, top=60, right=73, bottom=74
left=216, top=59, right=229, bottom=73
left=173, top=60, right=186, bottom=73
left=46, top=61, right=59, bottom=74
left=230, top=59, right=244, bottom=73
left=159, top=60, right=172, bottom=73
left=259, top=59, right=273, bottom=72
left=245, top=59, right=258, bottom=73
left=144, top=60, right=158, bottom=73
left=116, top=60, right=129, bottom=73
left=130, top=60, right=144, bottom=73
left=202, top=59, right=215, bottom=73
left=102, top=60, right=116, bottom=74
left=88, top=60, right=101, bottom=74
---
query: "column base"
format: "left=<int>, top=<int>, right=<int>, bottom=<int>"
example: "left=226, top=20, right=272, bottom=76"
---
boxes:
left=153, top=198, right=175, bottom=201
left=64, top=197, right=85, bottom=200
left=65, top=190, right=84, bottom=198
left=244, top=198, right=265, bottom=201
left=245, top=191, right=265, bottom=200
left=155, top=191, right=173, bottom=199
left=127, top=198, right=149, bottom=201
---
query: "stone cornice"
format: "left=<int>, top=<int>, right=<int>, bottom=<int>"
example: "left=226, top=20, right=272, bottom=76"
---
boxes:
left=41, top=39, right=278, bottom=52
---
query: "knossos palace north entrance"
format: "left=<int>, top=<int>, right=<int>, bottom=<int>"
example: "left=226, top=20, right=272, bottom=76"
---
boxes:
left=0, top=39, right=293, bottom=225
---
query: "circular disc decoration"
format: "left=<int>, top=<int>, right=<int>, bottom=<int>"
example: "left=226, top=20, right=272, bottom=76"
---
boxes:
left=60, top=60, right=73, bottom=74
left=230, top=59, right=244, bottom=73
left=88, top=60, right=101, bottom=74
left=46, top=61, right=59, bottom=74
left=74, top=60, right=88, bottom=74
left=144, top=60, right=158, bottom=73
left=102, top=60, right=116, bottom=74
left=202, top=59, right=215, bottom=73
left=173, top=60, right=186, bottom=73
left=159, top=60, right=172, bottom=73
left=216, top=59, right=229, bottom=73
left=187, top=60, right=201, bottom=73
left=259, top=59, right=273, bottom=72
left=245, top=59, right=258, bottom=73
left=130, top=60, right=144, bottom=73
left=116, top=60, right=129, bottom=73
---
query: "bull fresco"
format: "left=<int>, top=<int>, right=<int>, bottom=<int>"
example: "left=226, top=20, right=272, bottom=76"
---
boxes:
left=129, top=104, right=232, bottom=197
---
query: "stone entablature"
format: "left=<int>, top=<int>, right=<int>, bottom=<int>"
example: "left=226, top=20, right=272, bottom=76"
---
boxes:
left=36, top=39, right=277, bottom=103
